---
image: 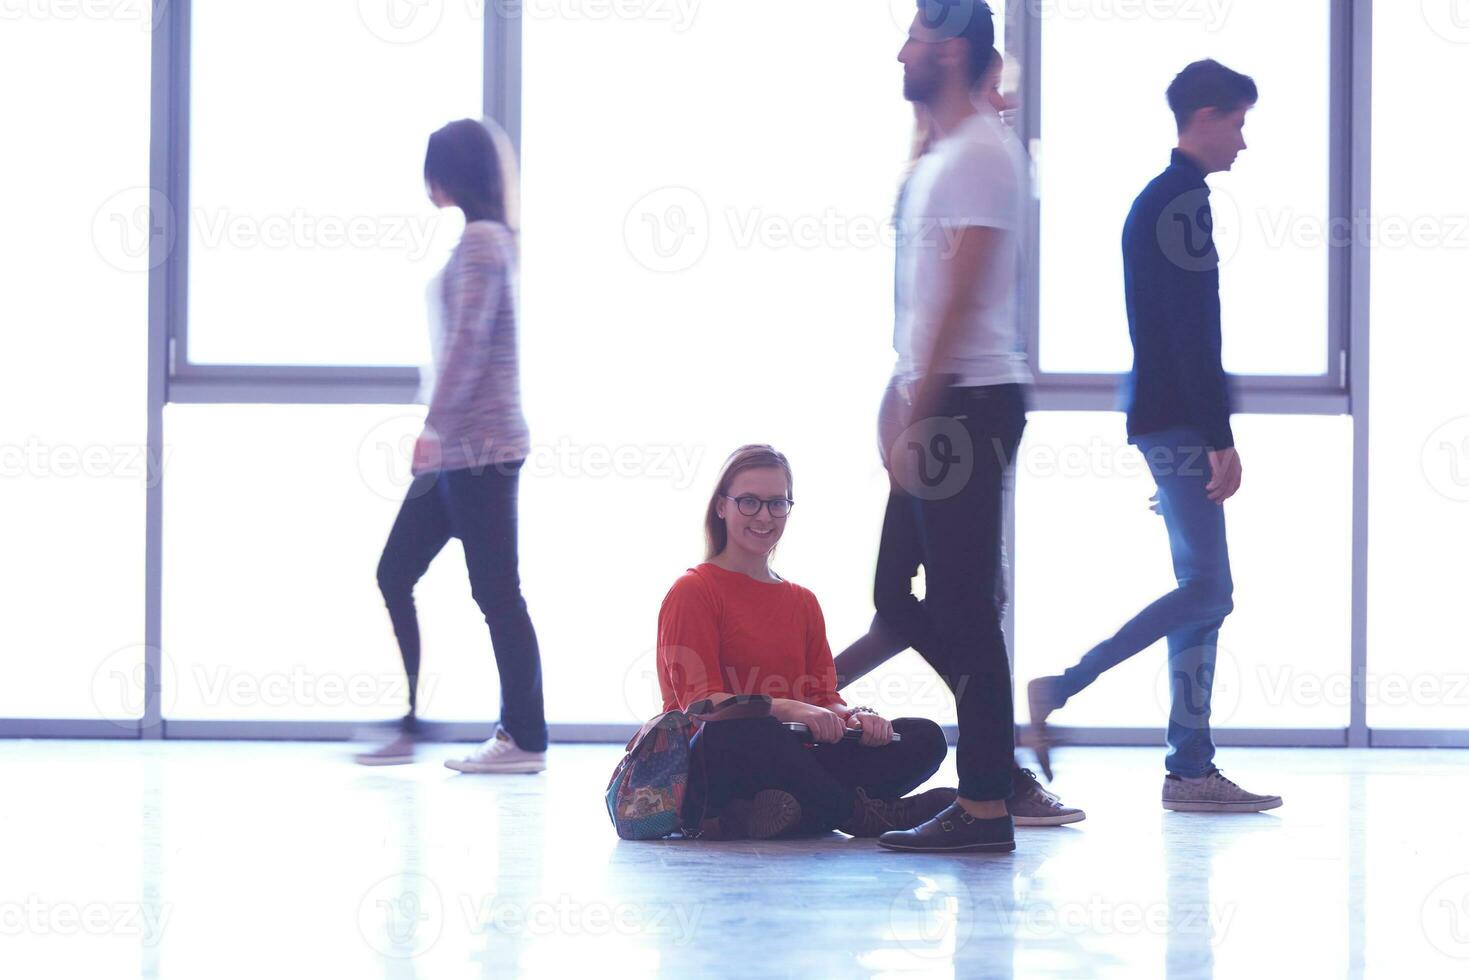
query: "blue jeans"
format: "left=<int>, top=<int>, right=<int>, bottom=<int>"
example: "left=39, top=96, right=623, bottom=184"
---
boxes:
left=1054, top=427, right=1233, bottom=777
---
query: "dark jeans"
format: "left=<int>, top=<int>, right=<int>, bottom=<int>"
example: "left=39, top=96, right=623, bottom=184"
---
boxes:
left=872, top=383, right=1027, bottom=802
left=1054, top=426, right=1232, bottom=776
left=691, top=715, right=948, bottom=835
left=376, top=461, right=547, bottom=752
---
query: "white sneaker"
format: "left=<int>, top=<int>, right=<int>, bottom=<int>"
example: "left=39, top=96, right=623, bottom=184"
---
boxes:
left=354, top=734, right=416, bottom=766
left=444, top=727, right=546, bottom=774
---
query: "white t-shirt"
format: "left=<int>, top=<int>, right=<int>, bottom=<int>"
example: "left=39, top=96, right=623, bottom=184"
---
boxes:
left=893, top=106, right=1032, bottom=388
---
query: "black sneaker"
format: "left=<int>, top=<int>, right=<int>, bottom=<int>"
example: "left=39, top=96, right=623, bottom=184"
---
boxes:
left=877, top=803, right=1015, bottom=853
left=1008, top=768, right=1086, bottom=826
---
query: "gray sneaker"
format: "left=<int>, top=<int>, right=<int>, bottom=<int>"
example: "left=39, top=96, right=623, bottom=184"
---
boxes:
left=1162, top=768, right=1282, bottom=813
left=1008, top=768, right=1086, bottom=826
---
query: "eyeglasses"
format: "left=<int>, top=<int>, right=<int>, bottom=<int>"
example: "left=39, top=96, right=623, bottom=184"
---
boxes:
left=721, top=494, right=794, bottom=519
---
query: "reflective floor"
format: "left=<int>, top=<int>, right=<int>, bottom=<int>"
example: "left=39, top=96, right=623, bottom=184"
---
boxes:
left=3, top=741, right=1467, bottom=978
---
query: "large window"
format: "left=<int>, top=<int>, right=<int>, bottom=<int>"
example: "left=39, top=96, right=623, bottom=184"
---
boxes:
left=1015, top=413, right=1353, bottom=729
left=186, top=0, right=481, bottom=367
left=10, top=0, right=1465, bottom=747
left=1038, top=0, right=1332, bottom=377
left=521, top=0, right=917, bottom=724
left=0, top=16, right=150, bottom=724
left=1367, top=1, right=1469, bottom=732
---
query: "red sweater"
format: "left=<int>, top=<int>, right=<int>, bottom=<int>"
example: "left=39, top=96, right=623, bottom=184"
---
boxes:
left=656, top=563, right=842, bottom=713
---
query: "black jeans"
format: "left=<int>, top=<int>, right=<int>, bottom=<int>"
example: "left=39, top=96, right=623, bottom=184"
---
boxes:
left=872, top=383, right=1027, bottom=801
left=691, top=716, right=948, bottom=836
left=376, top=461, right=547, bottom=752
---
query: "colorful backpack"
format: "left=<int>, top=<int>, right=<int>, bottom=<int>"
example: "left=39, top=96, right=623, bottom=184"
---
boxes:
left=605, top=695, right=771, bottom=841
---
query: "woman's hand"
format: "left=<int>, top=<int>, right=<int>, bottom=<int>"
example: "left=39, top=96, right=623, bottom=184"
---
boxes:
left=842, top=708, right=894, bottom=748
left=775, top=701, right=846, bottom=744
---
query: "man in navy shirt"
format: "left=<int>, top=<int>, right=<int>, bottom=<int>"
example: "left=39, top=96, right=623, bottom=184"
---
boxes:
left=1028, top=60, right=1282, bottom=813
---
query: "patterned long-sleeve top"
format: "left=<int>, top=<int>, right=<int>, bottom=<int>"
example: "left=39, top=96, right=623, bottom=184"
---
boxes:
left=415, top=220, right=531, bottom=475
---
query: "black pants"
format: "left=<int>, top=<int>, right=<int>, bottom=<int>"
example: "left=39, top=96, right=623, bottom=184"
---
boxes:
left=376, top=462, right=547, bottom=752
left=691, top=715, right=948, bottom=836
left=873, top=383, right=1027, bottom=801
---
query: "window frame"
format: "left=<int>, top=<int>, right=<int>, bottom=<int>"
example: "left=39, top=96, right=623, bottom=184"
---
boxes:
left=18, top=0, right=1445, bottom=747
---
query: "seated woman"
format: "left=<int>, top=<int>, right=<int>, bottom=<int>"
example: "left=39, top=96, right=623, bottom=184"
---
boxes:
left=656, top=444, right=956, bottom=840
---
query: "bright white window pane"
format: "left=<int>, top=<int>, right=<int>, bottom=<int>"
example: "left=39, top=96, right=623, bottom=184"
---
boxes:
left=187, top=1, right=480, bottom=366
left=164, top=405, right=498, bottom=721
left=1015, top=413, right=1351, bottom=729
left=0, top=16, right=149, bottom=722
left=522, top=2, right=932, bottom=724
left=1038, top=2, right=1329, bottom=376
left=1367, top=4, right=1469, bottom=730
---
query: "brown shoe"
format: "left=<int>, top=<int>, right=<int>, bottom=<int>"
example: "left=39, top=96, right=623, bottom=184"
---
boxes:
left=712, top=790, right=803, bottom=840
left=1027, top=676, right=1066, bottom=781
left=877, top=803, right=1016, bottom=853
left=839, top=786, right=959, bottom=838
left=1008, top=767, right=1086, bottom=826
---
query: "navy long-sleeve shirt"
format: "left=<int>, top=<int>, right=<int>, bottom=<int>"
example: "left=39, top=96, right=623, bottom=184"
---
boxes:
left=1121, top=150, right=1235, bottom=451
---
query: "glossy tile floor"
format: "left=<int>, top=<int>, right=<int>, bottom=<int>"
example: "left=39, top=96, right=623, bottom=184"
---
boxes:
left=3, top=741, right=1467, bottom=979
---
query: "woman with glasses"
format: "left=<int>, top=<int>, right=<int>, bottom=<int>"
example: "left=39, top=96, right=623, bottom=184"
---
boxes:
left=654, top=444, right=956, bottom=840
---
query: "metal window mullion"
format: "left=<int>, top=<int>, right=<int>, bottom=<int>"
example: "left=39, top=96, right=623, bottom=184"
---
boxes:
left=1345, top=0, right=1372, bottom=749
left=144, top=0, right=191, bottom=739
left=485, top=1, right=523, bottom=154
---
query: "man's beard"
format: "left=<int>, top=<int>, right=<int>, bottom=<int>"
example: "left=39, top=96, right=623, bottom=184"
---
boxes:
left=903, top=71, right=938, bottom=104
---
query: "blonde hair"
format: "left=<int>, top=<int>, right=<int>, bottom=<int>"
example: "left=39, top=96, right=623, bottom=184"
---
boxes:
left=703, top=445, right=794, bottom=561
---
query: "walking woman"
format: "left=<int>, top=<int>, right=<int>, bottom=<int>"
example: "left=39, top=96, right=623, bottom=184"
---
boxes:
left=655, top=445, right=956, bottom=840
left=357, top=118, right=547, bottom=773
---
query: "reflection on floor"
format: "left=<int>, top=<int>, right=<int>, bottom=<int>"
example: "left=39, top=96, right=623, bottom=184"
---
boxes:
left=2, top=741, right=1465, bottom=978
